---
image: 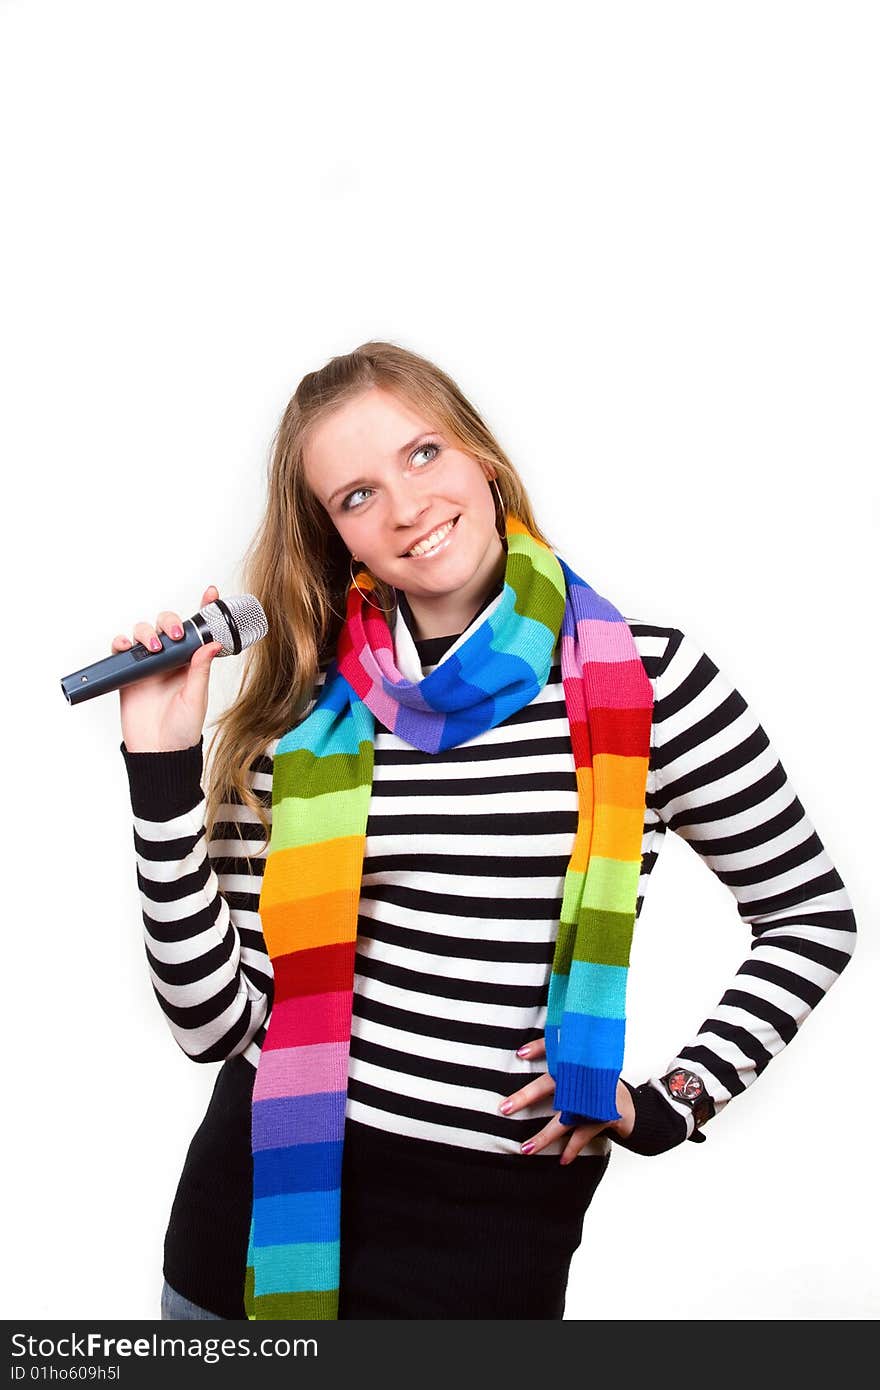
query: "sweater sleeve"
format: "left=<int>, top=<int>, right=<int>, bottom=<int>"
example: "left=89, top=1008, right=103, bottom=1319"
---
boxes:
left=637, top=627, right=857, bottom=1144
left=120, top=735, right=276, bottom=1066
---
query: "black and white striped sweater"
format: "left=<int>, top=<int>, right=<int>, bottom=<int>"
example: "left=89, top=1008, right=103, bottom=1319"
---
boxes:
left=120, top=611, right=857, bottom=1161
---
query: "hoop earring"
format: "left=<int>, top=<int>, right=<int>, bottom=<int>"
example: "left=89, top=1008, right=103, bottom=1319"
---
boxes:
left=490, top=475, right=508, bottom=540
left=349, top=555, right=398, bottom=616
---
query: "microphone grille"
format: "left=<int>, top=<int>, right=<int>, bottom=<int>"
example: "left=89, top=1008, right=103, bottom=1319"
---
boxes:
left=199, top=594, right=269, bottom=655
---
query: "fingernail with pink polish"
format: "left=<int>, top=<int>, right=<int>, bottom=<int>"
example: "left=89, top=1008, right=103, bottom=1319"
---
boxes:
left=521, top=1142, right=536, bottom=1154
left=516, top=1046, right=530, bottom=1057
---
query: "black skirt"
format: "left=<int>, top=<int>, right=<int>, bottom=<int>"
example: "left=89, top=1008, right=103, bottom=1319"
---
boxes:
left=338, top=1119, right=610, bottom=1319
left=162, top=1057, right=610, bottom=1320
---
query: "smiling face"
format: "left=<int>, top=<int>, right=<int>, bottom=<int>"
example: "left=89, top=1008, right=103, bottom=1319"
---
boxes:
left=302, top=385, right=507, bottom=639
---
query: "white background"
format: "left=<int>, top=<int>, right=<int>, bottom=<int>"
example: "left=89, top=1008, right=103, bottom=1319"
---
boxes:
left=2, top=0, right=877, bottom=1321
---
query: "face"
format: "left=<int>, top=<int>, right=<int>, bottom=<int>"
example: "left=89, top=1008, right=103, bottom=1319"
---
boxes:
left=303, top=386, right=506, bottom=624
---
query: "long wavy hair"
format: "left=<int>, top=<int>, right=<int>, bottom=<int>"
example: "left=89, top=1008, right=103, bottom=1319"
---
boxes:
left=204, top=339, right=556, bottom=858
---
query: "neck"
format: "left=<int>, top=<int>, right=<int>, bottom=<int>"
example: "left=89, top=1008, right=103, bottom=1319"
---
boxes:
left=397, top=537, right=507, bottom=641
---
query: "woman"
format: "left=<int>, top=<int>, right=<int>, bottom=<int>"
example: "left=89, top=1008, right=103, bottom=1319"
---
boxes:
left=116, top=341, right=856, bottom=1321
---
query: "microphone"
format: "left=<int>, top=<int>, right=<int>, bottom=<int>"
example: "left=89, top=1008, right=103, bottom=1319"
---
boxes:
left=60, top=594, right=269, bottom=706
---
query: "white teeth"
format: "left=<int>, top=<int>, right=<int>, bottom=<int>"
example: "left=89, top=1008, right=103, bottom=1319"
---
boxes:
left=406, top=517, right=457, bottom=557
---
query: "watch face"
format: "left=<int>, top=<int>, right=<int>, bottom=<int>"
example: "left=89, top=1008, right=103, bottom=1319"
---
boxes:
left=663, top=1068, right=704, bottom=1105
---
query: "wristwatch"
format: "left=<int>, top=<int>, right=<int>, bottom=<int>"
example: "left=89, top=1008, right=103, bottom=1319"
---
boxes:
left=659, top=1067, right=715, bottom=1132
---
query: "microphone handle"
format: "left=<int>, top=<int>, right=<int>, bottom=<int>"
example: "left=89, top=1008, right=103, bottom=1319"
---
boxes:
left=60, top=613, right=214, bottom=706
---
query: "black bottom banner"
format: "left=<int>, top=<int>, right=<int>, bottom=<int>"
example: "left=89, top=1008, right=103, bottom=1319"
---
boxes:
left=2, top=1318, right=859, bottom=1387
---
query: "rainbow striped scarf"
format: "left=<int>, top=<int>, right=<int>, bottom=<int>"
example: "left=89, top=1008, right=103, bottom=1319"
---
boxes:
left=244, top=515, right=653, bottom=1319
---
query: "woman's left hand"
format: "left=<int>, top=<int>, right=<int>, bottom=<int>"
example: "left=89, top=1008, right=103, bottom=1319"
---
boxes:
left=498, top=1037, right=636, bottom=1164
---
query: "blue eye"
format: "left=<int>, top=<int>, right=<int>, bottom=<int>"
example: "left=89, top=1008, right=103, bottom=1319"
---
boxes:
left=411, top=443, right=439, bottom=466
left=341, top=442, right=441, bottom=511
left=342, top=487, right=372, bottom=511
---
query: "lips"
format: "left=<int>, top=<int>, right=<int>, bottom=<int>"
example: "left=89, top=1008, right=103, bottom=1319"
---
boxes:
left=401, top=515, right=460, bottom=557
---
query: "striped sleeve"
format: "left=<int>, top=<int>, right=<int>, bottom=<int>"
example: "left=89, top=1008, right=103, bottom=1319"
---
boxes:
left=120, top=736, right=276, bottom=1065
left=645, top=628, right=857, bottom=1138
left=119, top=674, right=327, bottom=1065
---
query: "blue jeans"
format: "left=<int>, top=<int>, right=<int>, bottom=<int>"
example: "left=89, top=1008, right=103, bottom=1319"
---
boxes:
left=160, top=1277, right=223, bottom=1321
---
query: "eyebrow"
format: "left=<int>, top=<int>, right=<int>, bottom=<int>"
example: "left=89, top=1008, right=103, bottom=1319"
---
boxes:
left=326, top=432, right=439, bottom=507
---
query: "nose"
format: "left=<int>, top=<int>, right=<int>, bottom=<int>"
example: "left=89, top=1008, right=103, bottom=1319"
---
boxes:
left=387, top=481, right=431, bottom=531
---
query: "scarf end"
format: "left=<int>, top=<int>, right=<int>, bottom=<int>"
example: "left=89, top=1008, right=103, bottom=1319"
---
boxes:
left=244, top=1271, right=339, bottom=1320
left=554, top=1063, right=621, bottom=1125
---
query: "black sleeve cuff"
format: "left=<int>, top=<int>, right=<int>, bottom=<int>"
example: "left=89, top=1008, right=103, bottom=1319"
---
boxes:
left=606, top=1080, right=691, bottom=1157
left=119, top=737, right=205, bottom=820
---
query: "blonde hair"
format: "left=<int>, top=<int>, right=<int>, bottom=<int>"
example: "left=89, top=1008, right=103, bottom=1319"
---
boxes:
left=204, top=339, right=555, bottom=859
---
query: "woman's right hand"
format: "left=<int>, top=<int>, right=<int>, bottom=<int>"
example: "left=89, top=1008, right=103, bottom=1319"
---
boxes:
left=113, top=584, right=224, bottom=753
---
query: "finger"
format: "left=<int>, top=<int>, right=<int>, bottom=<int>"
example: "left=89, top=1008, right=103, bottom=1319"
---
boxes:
left=516, top=1037, right=546, bottom=1060
left=556, top=1117, right=611, bottom=1162
left=520, top=1115, right=572, bottom=1155
left=559, top=1125, right=606, bottom=1166
left=132, top=621, right=163, bottom=653
left=202, top=585, right=219, bottom=607
left=194, top=640, right=223, bottom=665
left=523, top=1115, right=609, bottom=1159
left=111, top=634, right=133, bottom=653
left=498, top=1072, right=556, bottom=1114
left=182, top=639, right=222, bottom=699
left=157, top=610, right=186, bottom=641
